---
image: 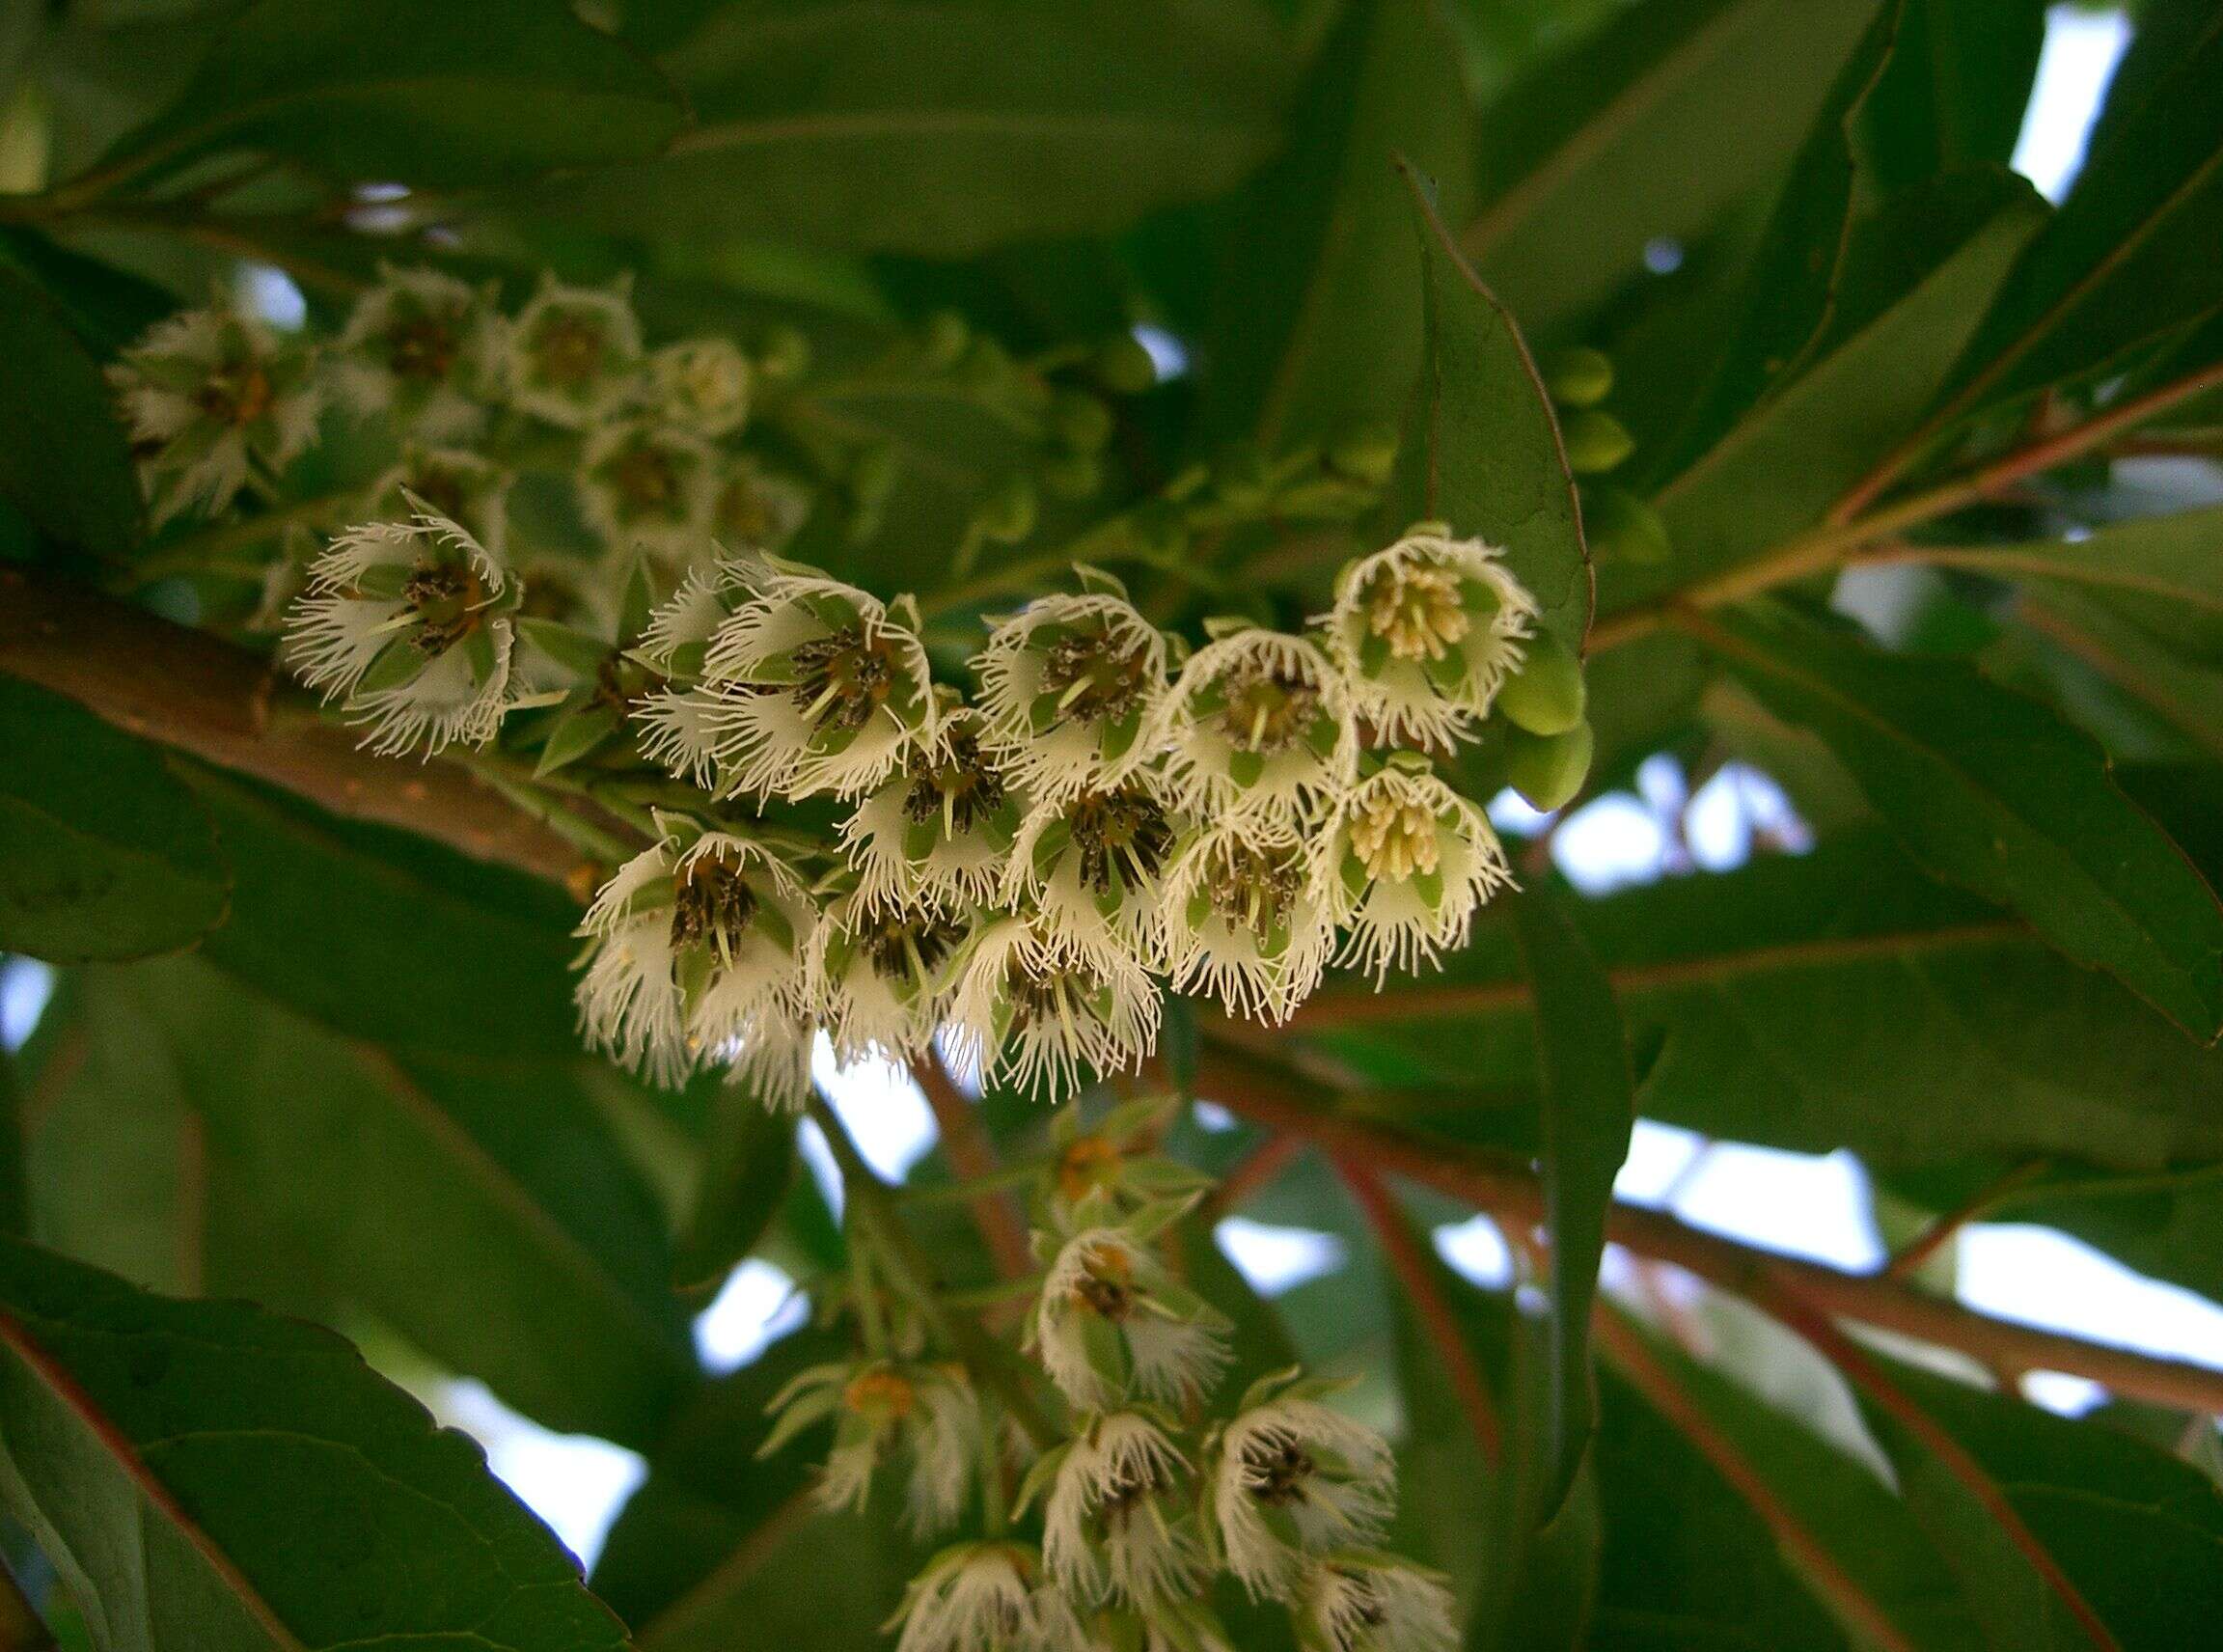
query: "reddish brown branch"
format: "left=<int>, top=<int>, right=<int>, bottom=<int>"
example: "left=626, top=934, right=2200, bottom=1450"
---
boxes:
left=1594, top=1306, right=1919, bottom=1652
left=1338, top=1157, right=1503, bottom=1464
left=913, top=1049, right=1031, bottom=1280
left=1764, top=1291, right=2121, bottom=1651
left=1201, top=1130, right=1305, bottom=1221
left=1885, top=1158, right=2054, bottom=1280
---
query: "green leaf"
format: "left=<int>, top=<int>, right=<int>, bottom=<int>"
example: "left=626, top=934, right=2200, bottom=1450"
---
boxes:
left=1194, top=0, right=1471, bottom=452
left=90, top=0, right=686, bottom=191
left=1934, top=10, right=2223, bottom=417
left=673, top=1082, right=797, bottom=1295
left=535, top=3, right=1287, bottom=256
left=184, top=768, right=582, bottom=1061
left=534, top=702, right=625, bottom=780
left=1627, top=167, right=2043, bottom=608
left=1513, top=890, right=1634, bottom=1521
left=1461, top=0, right=1888, bottom=339
left=0, top=268, right=142, bottom=560
left=1700, top=602, right=2223, bottom=1040
left=34, top=958, right=696, bottom=1448
left=0, top=675, right=228, bottom=964
left=1859, top=0, right=2047, bottom=192
left=1384, top=171, right=1591, bottom=647
left=0, top=1235, right=630, bottom=1649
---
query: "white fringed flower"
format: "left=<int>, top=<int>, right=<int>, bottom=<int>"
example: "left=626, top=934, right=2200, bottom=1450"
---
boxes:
left=644, top=337, right=752, bottom=437
left=1321, top=528, right=1536, bottom=746
left=1294, top=1558, right=1458, bottom=1652
left=840, top=708, right=1023, bottom=917
left=331, top=264, right=502, bottom=441
left=1090, top=1601, right=1236, bottom=1652
left=1212, top=1396, right=1396, bottom=1600
left=974, top=591, right=1169, bottom=802
left=947, top=918, right=1160, bottom=1102
left=635, top=687, right=727, bottom=789
left=1162, top=627, right=1353, bottom=822
left=1007, top=778, right=1179, bottom=967
left=808, top=890, right=972, bottom=1065
left=1043, top=1413, right=1198, bottom=1607
left=1032, top=1228, right=1229, bottom=1411
left=891, top=1543, right=1086, bottom=1652
left=632, top=559, right=775, bottom=788
left=506, top=279, right=642, bottom=428
left=765, top=1361, right=981, bottom=1537
left=699, top=575, right=937, bottom=800
left=365, top=447, right=511, bottom=562
left=574, top=826, right=813, bottom=1094
left=1323, top=759, right=1512, bottom=981
left=577, top=420, right=721, bottom=559
left=714, top=455, right=812, bottom=549
left=286, top=504, right=516, bottom=757
left=1159, top=822, right=1333, bottom=1024
left=109, top=304, right=321, bottom=525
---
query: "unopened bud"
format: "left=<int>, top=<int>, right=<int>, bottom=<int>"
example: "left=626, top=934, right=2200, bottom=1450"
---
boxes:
left=1327, top=421, right=1400, bottom=484
left=755, top=325, right=810, bottom=381
left=1545, top=346, right=1613, bottom=408
left=976, top=474, right=1037, bottom=544
left=1562, top=409, right=1634, bottom=475
left=1586, top=487, right=1671, bottom=564
left=1496, top=629, right=1586, bottom=736
left=1506, top=719, right=1594, bottom=813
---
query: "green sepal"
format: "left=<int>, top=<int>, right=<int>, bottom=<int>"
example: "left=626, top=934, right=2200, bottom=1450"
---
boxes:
left=515, top=616, right=613, bottom=678
left=534, top=702, right=623, bottom=778
left=354, top=634, right=428, bottom=695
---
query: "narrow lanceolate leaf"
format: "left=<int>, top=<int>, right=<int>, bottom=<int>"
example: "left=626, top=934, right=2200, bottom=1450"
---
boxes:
left=1196, top=0, right=1472, bottom=451
left=538, top=3, right=1287, bottom=256
left=87, top=0, right=685, bottom=191
left=0, top=675, right=229, bottom=964
left=0, top=268, right=142, bottom=560
left=1928, top=9, right=2223, bottom=418
left=0, top=1236, right=630, bottom=1650
left=1461, top=0, right=1885, bottom=338
left=1625, top=167, right=2043, bottom=608
left=39, top=958, right=697, bottom=1449
left=1859, top=0, right=2047, bottom=191
left=1652, top=0, right=1904, bottom=481
left=1513, top=889, right=1635, bottom=1520
left=1697, top=603, right=2223, bottom=1041
left=1386, top=170, right=1591, bottom=647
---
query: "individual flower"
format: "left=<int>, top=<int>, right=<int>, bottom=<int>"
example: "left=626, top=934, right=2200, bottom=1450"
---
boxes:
left=763, top=1360, right=981, bottom=1537
left=1292, top=1557, right=1458, bottom=1652
left=574, top=824, right=814, bottom=1096
left=364, top=446, right=512, bottom=561
left=890, top=1542, right=1086, bottom=1652
left=1161, top=627, right=1353, bottom=822
left=840, top=705, right=1023, bottom=916
left=1032, top=1226, right=1229, bottom=1411
left=714, top=455, right=812, bottom=549
left=632, top=559, right=773, bottom=788
left=577, top=420, right=721, bottom=560
left=109, top=302, right=321, bottom=524
left=1158, top=822, right=1333, bottom=1023
left=1042, top=1412, right=1198, bottom=1607
left=1322, top=758, right=1512, bottom=981
left=643, top=337, right=752, bottom=437
left=947, top=917, right=1160, bottom=1101
left=1007, top=777, right=1180, bottom=966
left=330, top=264, right=502, bottom=441
left=506, top=278, right=642, bottom=428
left=808, top=889, right=973, bottom=1065
left=286, top=503, right=517, bottom=757
left=1211, top=1392, right=1396, bottom=1600
left=974, top=590, right=1169, bottom=802
left=699, top=573, right=937, bottom=800
left=1321, top=527, right=1536, bottom=746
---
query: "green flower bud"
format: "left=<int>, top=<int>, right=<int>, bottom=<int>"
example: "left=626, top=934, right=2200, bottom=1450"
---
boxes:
left=1506, top=719, right=1594, bottom=812
left=1092, top=332, right=1159, bottom=396
left=1326, top=421, right=1400, bottom=484
left=1587, top=486, right=1671, bottom=564
left=1562, top=409, right=1634, bottom=474
left=755, top=324, right=810, bottom=382
left=975, top=473, right=1037, bottom=544
left=1545, top=346, right=1614, bottom=407
left=1496, top=628, right=1586, bottom=736
left=1050, top=389, right=1113, bottom=453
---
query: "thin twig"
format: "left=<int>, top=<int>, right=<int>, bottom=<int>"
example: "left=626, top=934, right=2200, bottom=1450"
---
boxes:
left=1885, top=1159, right=2055, bottom=1280
left=1339, top=1158, right=1503, bottom=1465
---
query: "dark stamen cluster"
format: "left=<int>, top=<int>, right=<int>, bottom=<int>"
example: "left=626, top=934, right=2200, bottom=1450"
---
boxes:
left=400, top=562, right=480, bottom=653
left=1216, top=661, right=1322, bottom=754
left=195, top=362, right=273, bottom=427
left=1206, top=840, right=1305, bottom=941
left=530, top=314, right=607, bottom=386
left=606, top=438, right=681, bottom=514
left=903, top=729, right=1004, bottom=833
left=861, top=909, right=968, bottom=978
left=789, top=624, right=896, bottom=734
left=1330, top=1569, right=1388, bottom=1651
left=670, top=853, right=757, bottom=951
left=1067, top=787, right=1172, bottom=895
left=1242, top=1435, right=1315, bottom=1507
left=1041, top=627, right=1151, bottom=723
left=386, top=313, right=460, bottom=382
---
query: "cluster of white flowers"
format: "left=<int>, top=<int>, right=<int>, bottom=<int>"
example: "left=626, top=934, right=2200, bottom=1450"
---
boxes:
left=772, top=1117, right=1457, bottom=1652
left=562, top=530, right=1549, bottom=1103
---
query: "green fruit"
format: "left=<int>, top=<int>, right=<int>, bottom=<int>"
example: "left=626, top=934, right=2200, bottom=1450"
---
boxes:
left=1496, top=629, right=1587, bottom=736
left=1562, top=409, right=1634, bottom=474
left=1586, top=486, right=1671, bottom=564
left=1545, top=346, right=1613, bottom=407
left=1506, top=719, right=1594, bottom=812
